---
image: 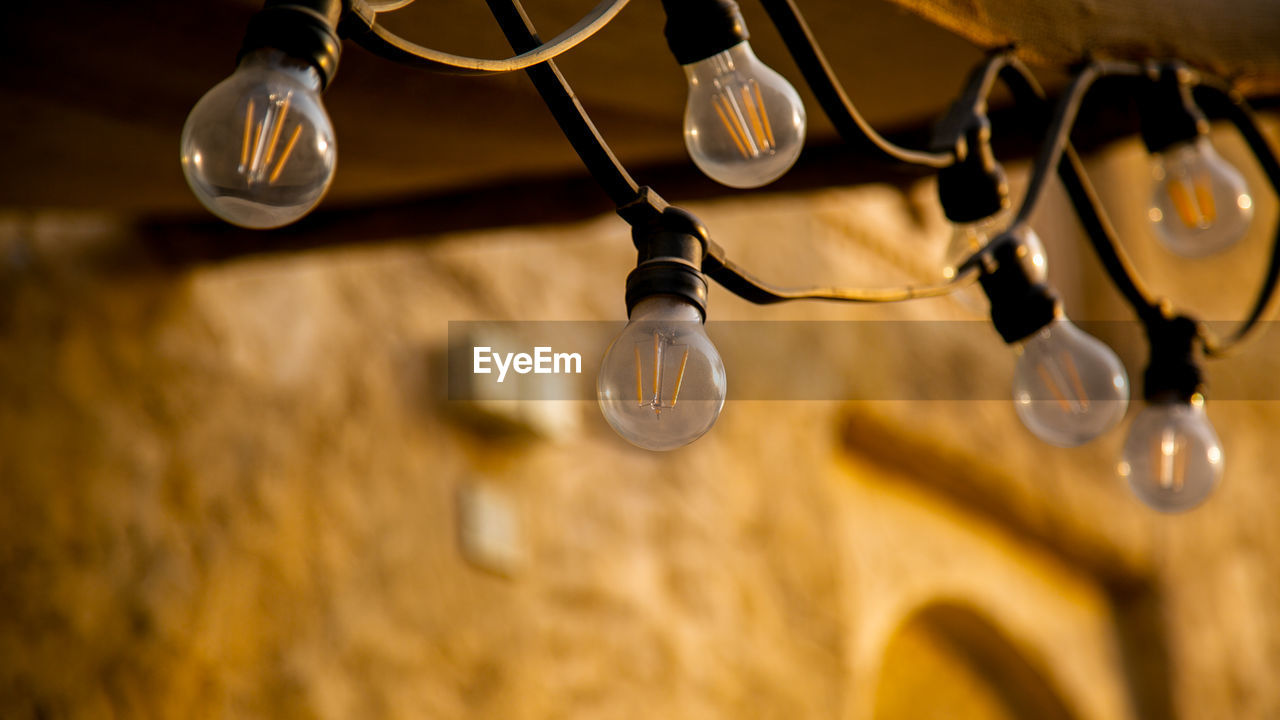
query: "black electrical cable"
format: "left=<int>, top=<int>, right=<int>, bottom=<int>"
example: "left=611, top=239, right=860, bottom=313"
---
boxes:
left=344, top=0, right=632, bottom=75
left=481, top=0, right=979, bottom=305
left=988, top=58, right=1280, bottom=355
left=702, top=243, right=978, bottom=303
left=1008, top=64, right=1100, bottom=229
left=479, top=0, right=1275, bottom=326
left=1059, top=145, right=1165, bottom=323
left=955, top=52, right=1013, bottom=119
left=993, top=57, right=1164, bottom=324
left=948, top=58, right=1160, bottom=320
left=481, top=0, right=642, bottom=209
left=754, top=0, right=953, bottom=169
left=931, top=50, right=1011, bottom=150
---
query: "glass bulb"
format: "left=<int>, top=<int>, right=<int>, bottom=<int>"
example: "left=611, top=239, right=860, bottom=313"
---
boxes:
left=1118, top=400, right=1222, bottom=512
left=943, top=217, right=1047, bottom=284
left=683, top=41, right=805, bottom=188
left=1011, top=317, right=1129, bottom=447
left=1148, top=136, right=1253, bottom=257
left=597, top=296, right=727, bottom=450
left=181, top=49, right=337, bottom=229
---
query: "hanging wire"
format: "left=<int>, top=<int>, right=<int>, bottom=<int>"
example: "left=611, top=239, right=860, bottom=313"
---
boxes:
left=755, top=0, right=954, bottom=169
left=364, top=0, right=417, bottom=12
left=986, top=57, right=1165, bottom=325
left=944, top=55, right=1181, bottom=331
left=1007, top=63, right=1108, bottom=228
left=480, top=0, right=978, bottom=305
left=469, top=0, right=1277, bottom=324
left=702, top=246, right=980, bottom=303
left=987, top=57, right=1280, bottom=356
left=479, top=0, right=642, bottom=210
left=344, top=0, right=631, bottom=75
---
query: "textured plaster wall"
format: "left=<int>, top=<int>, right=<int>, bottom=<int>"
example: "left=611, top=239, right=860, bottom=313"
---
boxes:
left=1, top=139, right=1278, bottom=719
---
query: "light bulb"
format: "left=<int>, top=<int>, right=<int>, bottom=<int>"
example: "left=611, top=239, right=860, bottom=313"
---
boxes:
left=1148, top=136, right=1253, bottom=257
left=1011, top=317, right=1129, bottom=447
left=1118, top=399, right=1222, bottom=512
left=597, top=296, right=727, bottom=450
left=181, top=49, right=336, bottom=229
left=944, top=218, right=1047, bottom=283
left=683, top=41, right=805, bottom=188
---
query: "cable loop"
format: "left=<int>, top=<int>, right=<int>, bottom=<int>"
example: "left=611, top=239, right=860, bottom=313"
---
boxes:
left=364, top=0, right=416, bottom=12
left=463, top=0, right=1279, bottom=346
left=345, top=0, right=631, bottom=75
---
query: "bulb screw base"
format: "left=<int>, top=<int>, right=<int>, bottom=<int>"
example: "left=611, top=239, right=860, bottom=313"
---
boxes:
left=1138, top=63, right=1209, bottom=154
left=239, top=0, right=343, bottom=89
left=623, top=205, right=712, bottom=319
left=660, top=0, right=749, bottom=66
left=978, top=228, right=1060, bottom=344
left=1142, top=314, right=1204, bottom=403
left=625, top=262, right=710, bottom=320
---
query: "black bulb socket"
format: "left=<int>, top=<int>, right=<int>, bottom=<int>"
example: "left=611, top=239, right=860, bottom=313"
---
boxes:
left=1138, top=64, right=1209, bottom=155
left=624, top=207, right=712, bottom=320
left=1142, top=314, right=1204, bottom=403
left=238, top=0, right=343, bottom=89
left=660, top=0, right=750, bottom=66
left=938, top=116, right=1010, bottom=224
left=977, top=228, right=1059, bottom=344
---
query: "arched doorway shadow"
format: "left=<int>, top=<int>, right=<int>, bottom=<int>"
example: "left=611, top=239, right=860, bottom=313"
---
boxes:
left=873, top=602, right=1079, bottom=720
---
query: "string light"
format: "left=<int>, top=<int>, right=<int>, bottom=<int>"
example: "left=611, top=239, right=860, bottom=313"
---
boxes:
left=1139, top=64, right=1255, bottom=257
left=181, top=49, right=336, bottom=229
left=1120, top=395, right=1223, bottom=512
left=181, top=0, right=1280, bottom=506
left=660, top=0, right=806, bottom=188
left=1117, top=315, right=1224, bottom=512
left=1148, top=137, right=1253, bottom=257
left=595, top=206, right=727, bottom=450
left=598, top=296, right=726, bottom=450
left=976, top=233, right=1130, bottom=447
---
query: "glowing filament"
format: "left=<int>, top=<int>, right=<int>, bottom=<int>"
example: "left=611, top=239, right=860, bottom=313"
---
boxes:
left=1035, top=352, right=1090, bottom=413
left=634, top=345, right=643, bottom=404
left=712, top=79, right=774, bottom=160
left=268, top=126, right=302, bottom=184
left=263, top=95, right=291, bottom=169
left=653, top=331, right=662, bottom=416
left=633, top=332, right=691, bottom=417
left=714, top=94, right=751, bottom=159
left=240, top=92, right=301, bottom=186
left=1166, top=176, right=1217, bottom=229
left=1157, top=426, right=1186, bottom=491
left=741, top=85, right=767, bottom=149
left=1193, top=178, right=1217, bottom=223
left=240, top=99, right=255, bottom=169
left=753, top=82, right=775, bottom=147
left=671, top=349, right=690, bottom=407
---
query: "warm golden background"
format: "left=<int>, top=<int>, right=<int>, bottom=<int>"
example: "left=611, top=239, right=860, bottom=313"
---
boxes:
left=2, top=0, right=1279, bottom=718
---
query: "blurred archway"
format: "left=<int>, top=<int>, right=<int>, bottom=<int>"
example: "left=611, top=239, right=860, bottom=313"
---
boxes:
left=873, top=602, right=1078, bottom=720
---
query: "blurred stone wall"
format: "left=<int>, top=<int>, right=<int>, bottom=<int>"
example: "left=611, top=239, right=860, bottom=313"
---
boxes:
left=1, top=135, right=1278, bottom=719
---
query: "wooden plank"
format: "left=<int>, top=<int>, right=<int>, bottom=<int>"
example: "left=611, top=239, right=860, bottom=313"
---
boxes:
left=887, top=0, right=1280, bottom=94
